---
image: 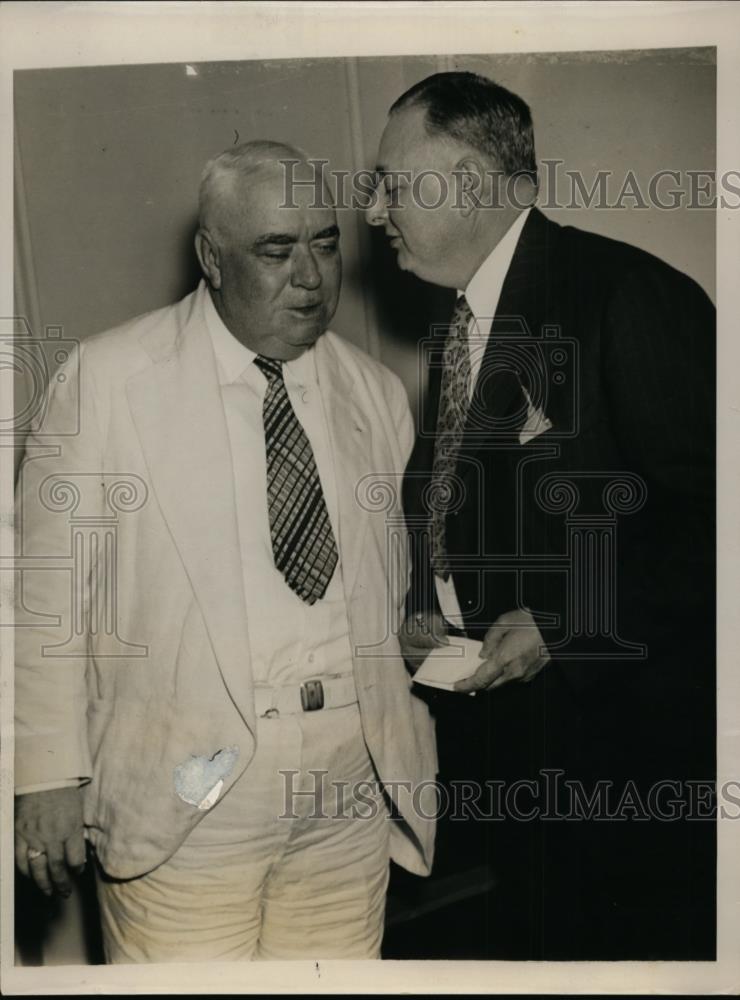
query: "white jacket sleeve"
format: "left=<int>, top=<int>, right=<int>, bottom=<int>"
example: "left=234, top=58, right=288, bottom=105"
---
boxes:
left=15, top=341, right=103, bottom=788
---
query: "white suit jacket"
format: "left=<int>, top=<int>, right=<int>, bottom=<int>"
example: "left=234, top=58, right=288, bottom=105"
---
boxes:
left=15, top=283, right=437, bottom=878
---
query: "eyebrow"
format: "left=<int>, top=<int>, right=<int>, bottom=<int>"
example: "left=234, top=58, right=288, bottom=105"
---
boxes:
left=252, top=224, right=340, bottom=249
left=312, top=225, right=340, bottom=241
left=374, top=167, right=407, bottom=184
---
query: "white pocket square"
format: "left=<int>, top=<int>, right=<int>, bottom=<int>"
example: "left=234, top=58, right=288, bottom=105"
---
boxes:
left=518, top=388, right=553, bottom=445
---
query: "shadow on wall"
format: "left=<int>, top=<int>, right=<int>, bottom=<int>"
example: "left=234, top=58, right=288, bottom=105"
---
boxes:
left=15, top=863, right=104, bottom=966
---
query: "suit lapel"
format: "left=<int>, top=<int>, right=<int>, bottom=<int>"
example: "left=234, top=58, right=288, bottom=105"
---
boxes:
left=457, top=208, right=556, bottom=483
left=125, top=286, right=255, bottom=732
left=314, top=336, right=370, bottom=601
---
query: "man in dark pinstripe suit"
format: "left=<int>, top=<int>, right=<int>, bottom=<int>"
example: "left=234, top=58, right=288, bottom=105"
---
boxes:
left=367, top=71, right=715, bottom=960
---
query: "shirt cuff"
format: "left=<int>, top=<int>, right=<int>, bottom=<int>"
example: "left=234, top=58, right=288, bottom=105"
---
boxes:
left=434, top=574, right=466, bottom=627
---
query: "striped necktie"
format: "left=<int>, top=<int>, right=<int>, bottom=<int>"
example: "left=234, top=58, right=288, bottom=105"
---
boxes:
left=429, top=295, right=474, bottom=580
left=253, top=355, right=338, bottom=605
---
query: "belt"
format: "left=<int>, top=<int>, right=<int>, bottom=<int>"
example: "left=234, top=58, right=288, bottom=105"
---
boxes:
left=253, top=675, right=359, bottom=718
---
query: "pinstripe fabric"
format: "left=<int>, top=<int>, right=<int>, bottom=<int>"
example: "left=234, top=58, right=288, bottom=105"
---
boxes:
left=429, top=295, right=474, bottom=580
left=254, top=355, right=338, bottom=605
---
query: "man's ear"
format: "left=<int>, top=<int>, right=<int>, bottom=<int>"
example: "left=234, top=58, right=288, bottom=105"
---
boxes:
left=195, top=228, right=222, bottom=289
left=454, top=156, right=487, bottom=218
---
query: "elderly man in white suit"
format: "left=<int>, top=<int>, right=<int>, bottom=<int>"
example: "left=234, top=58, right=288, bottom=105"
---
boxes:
left=14, top=141, right=437, bottom=962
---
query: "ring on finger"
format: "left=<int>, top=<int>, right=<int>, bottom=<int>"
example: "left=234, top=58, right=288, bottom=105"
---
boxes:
left=27, top=848, right=46, bottom=861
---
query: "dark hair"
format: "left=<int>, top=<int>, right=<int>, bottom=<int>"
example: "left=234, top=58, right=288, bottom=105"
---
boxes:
left=390, top=71, right=537, bottom=182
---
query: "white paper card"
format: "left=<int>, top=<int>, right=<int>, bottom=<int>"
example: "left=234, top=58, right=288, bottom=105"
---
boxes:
left=413, top=637, right=484, bottom=691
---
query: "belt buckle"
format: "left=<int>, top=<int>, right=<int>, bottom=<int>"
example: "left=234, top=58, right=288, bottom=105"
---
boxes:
left=300, top=679, right=325, bottom=712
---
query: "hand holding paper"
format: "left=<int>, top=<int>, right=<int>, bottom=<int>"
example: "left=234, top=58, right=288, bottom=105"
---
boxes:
left=413, top=636, right=484, bottom=691
left=413, top=610, right=551, bottom=694
left=453, top=609, right=551, bottom=693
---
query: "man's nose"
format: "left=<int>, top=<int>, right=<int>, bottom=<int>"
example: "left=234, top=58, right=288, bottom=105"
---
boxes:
left=291, top=249, right=322, bottom=289
left=364, top=182, right=388, bottom=227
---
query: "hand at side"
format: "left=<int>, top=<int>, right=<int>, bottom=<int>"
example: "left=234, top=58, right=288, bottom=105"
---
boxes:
left=15, top=786, right=86, bottom=898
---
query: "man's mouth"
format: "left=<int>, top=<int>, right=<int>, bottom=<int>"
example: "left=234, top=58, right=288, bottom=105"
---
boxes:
left=288, top=303, right=323, bottom=317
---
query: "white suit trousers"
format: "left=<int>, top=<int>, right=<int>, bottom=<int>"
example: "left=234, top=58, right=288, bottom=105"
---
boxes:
left=95, top=703, right=391, bottom=962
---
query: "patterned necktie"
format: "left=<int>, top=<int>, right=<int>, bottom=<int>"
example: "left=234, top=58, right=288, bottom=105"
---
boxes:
left=253, top=355, right=338, bottom=605
left=429, top=295, right=474, bottom=580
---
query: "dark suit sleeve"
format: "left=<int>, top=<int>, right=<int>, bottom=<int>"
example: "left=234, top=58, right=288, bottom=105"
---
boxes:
left=534, top=259, right=715, bottom=694
left=601, top=262, right=715, bottom=647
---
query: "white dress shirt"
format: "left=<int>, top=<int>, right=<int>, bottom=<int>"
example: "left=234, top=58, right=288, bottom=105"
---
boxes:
left=435, top=207, right=531, bottom=627
left=204, top=290, right=355, bottom=688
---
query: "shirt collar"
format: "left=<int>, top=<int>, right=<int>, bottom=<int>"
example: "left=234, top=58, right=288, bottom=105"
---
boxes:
left=202, top=282, right=317, bottom=386
left=462, top=206, right=531, bottom=320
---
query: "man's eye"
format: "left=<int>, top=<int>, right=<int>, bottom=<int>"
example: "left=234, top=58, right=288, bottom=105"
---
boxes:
left=384, top=180, right=403, bottom=205
left=314, top=241, right=338, bottom=254
left=262, top=250, right=290, bottom=260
